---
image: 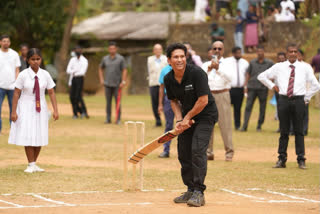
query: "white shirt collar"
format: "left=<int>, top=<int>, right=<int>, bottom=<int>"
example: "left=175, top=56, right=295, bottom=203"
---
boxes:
left=28, top=67, right=42, bottom=79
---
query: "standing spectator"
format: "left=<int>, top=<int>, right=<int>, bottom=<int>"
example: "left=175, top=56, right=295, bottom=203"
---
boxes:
left=216, top=0, right=233, bottom=20
left=99, top=42, right=127, bottom=124
left=210, top=23, right=225, bottom=43
left=227, top=47, right=249, bottom=130
left=258, top=43, right=320, bottom=169
left=311, top=48, right=320, bottom=107
left=9, top=48, right=58, bottom=173
left=158, top=65, right=174, bottom=158
left=147, top=44, right=167, bottom=127
left=276, top=0, right=295, bottom=22
left=241, top=45, right=273, bottom=132
left=234, top=9, right=245, bottom=54
left=66, top=45, right=89, bottom=119
left=201, top=41, right=234, bottom=161
left=19, top=44, right=29, bottom=72
left=207, top=47, right=214, bottom=61
left=237, top=0, right=249, bottom=18
left=0, top=35, right=20, bottom=135
left=183, top=43, right=203, bottom=67
left=194, top=0, right=208, bottom=22
left=245, top=5, right=259, bottom=53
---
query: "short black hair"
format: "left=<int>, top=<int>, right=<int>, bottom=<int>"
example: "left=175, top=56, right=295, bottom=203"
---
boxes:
left=256, top=45, right=264, bottom=50
left=232, top=47, right=241, bottom=53
left=1, top=34, right=10, bottom=40
left=20, top=43, right=29, bottom=49
left=286, top=43, right=298, bottom=51
left=166, top=43, right=187, bottom=59
left=211, top=23, right=217, bottom=28
left=108, top=41, right=117, bottom=47
left=27, top=48, right=42, bottom=61
left=277, top=52, right=286, bottom=57
left=298, top=49, right=304, bottom=56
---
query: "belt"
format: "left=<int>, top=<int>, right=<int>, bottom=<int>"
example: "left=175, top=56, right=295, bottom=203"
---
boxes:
left=279, top=95, right=304, bottom=100
left=211, top=89, right=229, bottom=94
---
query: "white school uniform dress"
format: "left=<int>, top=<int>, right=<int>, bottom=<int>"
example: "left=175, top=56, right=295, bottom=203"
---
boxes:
left=8, top=67, right=56, bottom=146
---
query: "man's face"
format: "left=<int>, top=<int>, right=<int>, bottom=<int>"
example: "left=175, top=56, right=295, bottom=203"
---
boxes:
left=234, top=50, right=242, bottom=60
left=20, top=46, right=29, bottom=57
left=212, top=43, right=224, bottom=58
left=257, top=48, right=264, bottom=59
left=153, top=44, right=163, bottom=57
left=1, top=38, right=10, bottom=50
left=168, top=49, right=186, bottom=72
left=277, top=54, right=286, bottom=62
left=287, top=47, right=298, bottom=62
left=108, top=45, right=117, bottom=55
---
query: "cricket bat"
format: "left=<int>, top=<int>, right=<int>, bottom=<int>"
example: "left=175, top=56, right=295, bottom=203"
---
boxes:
left=128, top=120, right=195, bottom=164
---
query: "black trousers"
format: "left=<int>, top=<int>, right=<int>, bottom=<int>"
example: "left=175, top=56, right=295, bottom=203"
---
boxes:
left=230, top=87, right=244, bottom=129
left=70, top=76, right=87, bottom=116
left=178, top=119, right=215, bottom=193
left=278, top=95, right=306, bottom=162
left=242, top=88, right=268, bottom=129
left=149, top=86, right=161, bottom=125
left=105, top=86, right=121, bottom=122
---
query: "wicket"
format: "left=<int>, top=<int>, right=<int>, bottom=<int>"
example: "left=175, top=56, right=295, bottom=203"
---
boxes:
left=123, top=121, right=145, bottom=191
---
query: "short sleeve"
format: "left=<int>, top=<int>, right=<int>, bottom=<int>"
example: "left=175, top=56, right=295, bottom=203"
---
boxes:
left=99, top=57, right=105, bottom=68
left=120, top=57, right=127, bottom=70
left=247, top=62, right=252, bottom=74
left=164, top=74, right=175, bottom=100
left=14, top=72, right=25, bottom=90
left=46, top=72, right=56, bottom=89
left=194, top=68, right=210, bottom=98
left=15, top=53, right=21, bottom=68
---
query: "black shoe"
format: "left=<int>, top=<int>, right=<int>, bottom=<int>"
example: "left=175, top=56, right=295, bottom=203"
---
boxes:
left=256, top=126, right=261, bottom=132
left=72, top=115, right=78, bottom=119
left=207, top=154, right=214, bottom=161
left=187, top=190, right=205, bottom=207
left=235, top=127, right=240, bottom=131
left=173, top=191, right=193, bottom=203
left=298, top=161, right=306, bottom=169
left=104, top=120, right=111, bottom=124
left=81, top=113, right=90, bottom=119
left=273, top=160, right=286, bottom=168
left=276, top=128, right=280, bottom=133
left=159, top=152, right=169, bottom=158
left=240, top=127, right=247, bottom=132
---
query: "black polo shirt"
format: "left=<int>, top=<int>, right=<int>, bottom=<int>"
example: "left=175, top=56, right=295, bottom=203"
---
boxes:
left=164, top=64, right=218, bottom=121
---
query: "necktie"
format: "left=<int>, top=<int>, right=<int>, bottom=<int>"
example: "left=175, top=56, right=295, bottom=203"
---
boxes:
left=287, top=65, right=295, bottom=98
left=236, top=60, right=240, bottom=87
left=33, top=76, right=41, bottom=112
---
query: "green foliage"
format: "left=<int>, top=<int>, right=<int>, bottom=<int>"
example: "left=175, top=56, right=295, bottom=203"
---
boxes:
left=0, top=0, right=70, bottom=63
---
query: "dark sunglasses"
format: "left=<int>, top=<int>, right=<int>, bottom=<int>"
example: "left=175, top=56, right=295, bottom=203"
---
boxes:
left=213, top=47, right=222, bottom=51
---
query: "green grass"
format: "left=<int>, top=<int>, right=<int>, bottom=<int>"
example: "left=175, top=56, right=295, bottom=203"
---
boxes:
left=0, top=93, right=319, bottom=196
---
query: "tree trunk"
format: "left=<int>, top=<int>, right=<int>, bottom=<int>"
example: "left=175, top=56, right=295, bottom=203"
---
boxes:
left=55, top=0, right=79, bottom=92
left=212, top=0, right=216, bottom=19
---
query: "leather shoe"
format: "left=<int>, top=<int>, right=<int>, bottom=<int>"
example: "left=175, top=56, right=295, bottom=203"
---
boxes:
left=240, top=127, right=247, bottom=132
left=159, top=152, right=169, bottom=158
left=207, top=154, right=214, bottom=161
left=273, top=160, right=286, bottom=168
left=298, top=161, right=306, bottom=169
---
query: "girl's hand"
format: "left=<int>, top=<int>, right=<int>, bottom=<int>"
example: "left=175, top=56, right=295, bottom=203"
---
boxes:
left=53, top=111, right=59, bottom=121
left=11, top=112, right=18, bottom=122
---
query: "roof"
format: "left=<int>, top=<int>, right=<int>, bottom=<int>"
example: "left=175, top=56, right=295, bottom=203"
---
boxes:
left=71, top=11, right=195, bottom=40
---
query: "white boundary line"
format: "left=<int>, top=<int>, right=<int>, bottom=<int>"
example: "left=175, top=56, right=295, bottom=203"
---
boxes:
left=0, top=199, right=24, bottom=208
left=266, top=190, right=320, bottom=203
left=27, top=193, right=75, bottom=206
left=220, top=188, right=265, bottom=200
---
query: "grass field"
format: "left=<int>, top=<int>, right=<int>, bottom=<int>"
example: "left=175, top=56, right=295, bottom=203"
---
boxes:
left=0, top=93, right=319, bottom=214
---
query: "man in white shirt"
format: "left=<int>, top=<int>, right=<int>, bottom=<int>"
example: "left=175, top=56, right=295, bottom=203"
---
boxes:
left=276, top=0, right=295, bottom=22
left=258, top=43, right=320, bottom=169
left=66, top=45, right=89, bottom=119
left=201, top=41, right=234, bottom=161
left=225, top=47, right=249, bottom=130
left=147, top=44, right=168, bottom=127
left=0, top=35, right=20, bottom=135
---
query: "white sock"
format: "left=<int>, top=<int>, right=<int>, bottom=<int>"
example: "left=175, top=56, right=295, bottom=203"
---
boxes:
left=29, top=162, right=36, bottom=166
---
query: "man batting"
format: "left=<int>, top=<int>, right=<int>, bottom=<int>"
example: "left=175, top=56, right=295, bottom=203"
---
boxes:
left=164, top=43, right=218, bottom=207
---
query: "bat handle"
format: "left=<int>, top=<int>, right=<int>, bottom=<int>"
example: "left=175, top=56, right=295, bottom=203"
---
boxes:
left=189, top=120, right=195, bottom=125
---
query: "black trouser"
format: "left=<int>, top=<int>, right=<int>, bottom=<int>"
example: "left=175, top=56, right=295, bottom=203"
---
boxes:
left=278, top=95, right=306, bottom=162
left=149, top=86, right=161, bottom=125
left=242, top=88, right=268, bottom=129
left=70, top=76, right=87, bottom=116
left=105, top=86, right=121, bottom=122
left=178, top=119, right=215, bottom=193
left=230, top=87, right=244, bottom=129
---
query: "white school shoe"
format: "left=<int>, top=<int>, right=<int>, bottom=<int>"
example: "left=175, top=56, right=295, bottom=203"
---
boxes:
left=24, top=165, right=34, bottom=173
left=33, top=165, right=45, bottom=172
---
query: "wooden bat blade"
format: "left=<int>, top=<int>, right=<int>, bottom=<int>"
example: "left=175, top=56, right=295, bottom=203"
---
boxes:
left=128, top=130, right=178, bottom=164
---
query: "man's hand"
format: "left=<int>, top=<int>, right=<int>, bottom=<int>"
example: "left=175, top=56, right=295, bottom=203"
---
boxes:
left=211, top=59, right=219, bottom=71
left=273, top=85, right=279, bottom=93
left=175, top=119, right=193, bottom=134
left=158, top=104, right=163, bottom=114
left=11, top=112, right=18, bottom=122
left=119, top=81, right=126, bottom=89
left=100, top=79, right=104, bottom=86
left=53, top=110, right=59, bottom=121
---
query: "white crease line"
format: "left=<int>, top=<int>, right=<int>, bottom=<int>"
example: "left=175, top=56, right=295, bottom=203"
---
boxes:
left=221, top=188, right=265, bottom=200
left=246, top=188, right=262, bottom=191
left=27, top=193, right=75, bottom=206
left=0, top=199, right=24, bottom=208
left=266, top=190, right=320, bottom=203
left=255, top=200, right=305, bottom=203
